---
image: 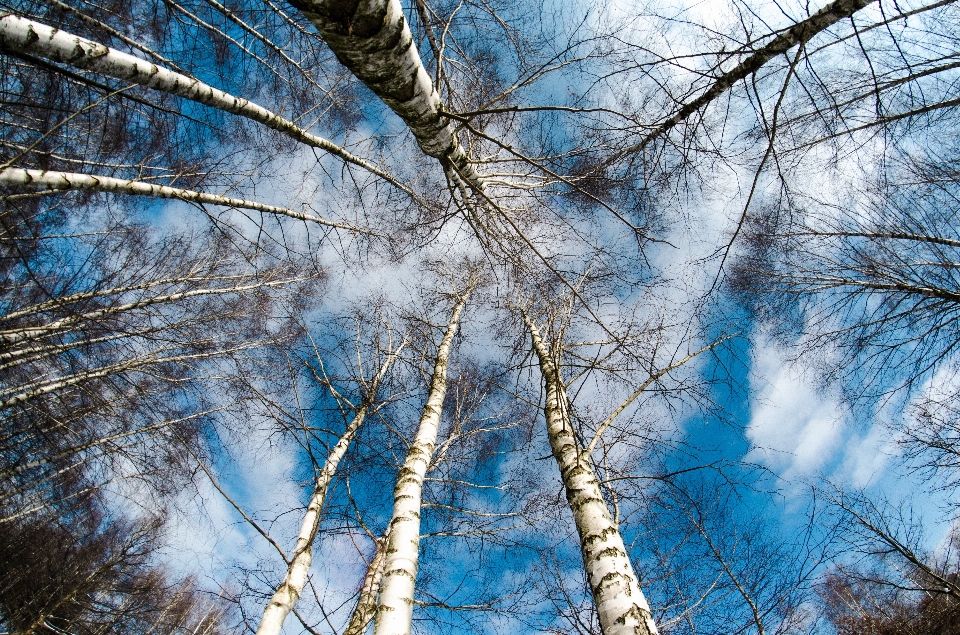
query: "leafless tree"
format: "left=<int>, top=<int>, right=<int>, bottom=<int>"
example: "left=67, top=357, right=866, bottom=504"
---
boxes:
left=818, top=487, right=960, bottom=635
left=2, top=0, right=959, bottom=633
left=0, top=484, right=233, bottom=635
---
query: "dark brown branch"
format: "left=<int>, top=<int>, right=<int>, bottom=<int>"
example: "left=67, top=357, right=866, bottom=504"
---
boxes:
left=623, top=0, right=876, bottom=155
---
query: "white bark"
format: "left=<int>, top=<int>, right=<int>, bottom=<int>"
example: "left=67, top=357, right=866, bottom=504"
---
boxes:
left=0, top=168, right=366, bottom=232
left=254, top=415, right=365, bottom=635
left=256, top=343, right=406, bottom=635
left=0, top=274, right=300, bottom=345
left=290, top=0, right=487, bottom=191
left=44, top=0, right=186, bottom=73
left=344, top=527, right=391, bottom=635
left=0, top=14, right=414, bottom=196
left=522, top=313, right=659, bottom=635
left=2, top=274, right=252, bottom=323
left=373, top=287, right=473, bottom=635
left=0, top=343, right=257, bottom=409
left=0, top=328, right=164, bottom=371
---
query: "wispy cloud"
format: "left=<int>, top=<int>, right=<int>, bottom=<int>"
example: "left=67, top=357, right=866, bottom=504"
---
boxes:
left=746, top=334, right=847, bottom=481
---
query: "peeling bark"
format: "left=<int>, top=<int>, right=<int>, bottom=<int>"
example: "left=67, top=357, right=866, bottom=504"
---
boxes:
left=289, top=0, right=486, bottom=191
left=522, top=312, right=659, bottom=635
left=373, top=287, right=473, bottom=635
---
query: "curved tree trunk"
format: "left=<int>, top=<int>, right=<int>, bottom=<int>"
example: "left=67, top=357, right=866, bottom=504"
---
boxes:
left=522, top=312, right=659, bottom=635
left=373, top=286, right=473, bottom=635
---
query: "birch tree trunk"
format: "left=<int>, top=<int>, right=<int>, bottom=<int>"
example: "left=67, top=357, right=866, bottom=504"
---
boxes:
left=373, top=287, right=473, bottom=635
left=1, top=276, right=300, bottom=346
left=0, top=14, right=413, bottom=196
left=255, top=344, right=405, bottom=635
left=0, top=344, right=256, bottom=410
left=289, top=0, right=486, bottom=191
left=0, top=168, right=363, bottom=232
left=522, top=312, right=659, bottom=635
left=344, top=527, right=391, bottom=635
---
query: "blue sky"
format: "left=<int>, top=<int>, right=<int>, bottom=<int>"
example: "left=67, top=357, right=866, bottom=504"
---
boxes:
left=6, top=0, right=959, bottom=633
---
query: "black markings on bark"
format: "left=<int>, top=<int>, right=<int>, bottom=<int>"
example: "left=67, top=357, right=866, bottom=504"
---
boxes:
left=583, top=526, right=618, bottom=546
left=595, top=546, right=626, bottom=560
left=615, top=605, right=651, bottom=626
left=573, top=496, right=605, bottom=511
left=594, top=571, right=632, bottom=597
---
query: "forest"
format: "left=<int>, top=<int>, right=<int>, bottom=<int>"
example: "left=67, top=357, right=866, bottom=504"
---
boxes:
left=1, top=0, right=959, bottom=633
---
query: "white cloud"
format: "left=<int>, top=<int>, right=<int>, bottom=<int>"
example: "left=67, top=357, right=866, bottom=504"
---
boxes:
left=839, top=418, right=899, bottom=489
left=746, top=335, right=848, bottom=480
left=745, top=333, right=915, bottom=491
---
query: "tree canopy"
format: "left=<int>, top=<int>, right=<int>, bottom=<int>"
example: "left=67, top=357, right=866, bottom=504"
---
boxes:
left=2, top=0, right=960, bottom=634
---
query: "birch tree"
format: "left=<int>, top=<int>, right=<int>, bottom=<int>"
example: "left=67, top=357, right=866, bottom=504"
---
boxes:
left=0, top=217, right=317, bottom=527
left=344, top=525, right=391, bottom=635
left=0, top=478, right=232, bottom=635
left=521, top=308, right=660, bottom=635
left=510, top=275, right=744, bottom=635
left=817, top=488, right=960, bottom=634
left=372, top=279, right=474, bottom=635
left=2, top=0, right=959, bottom=633
left=400, top=355, right=541, bottom=632
left=256, top=336, right=407, bottom=635
left=286, top=0, right=484, bottom=188
left=0, top=14, right=415, bottom=200
left=0, top=6, right=423, bottom=258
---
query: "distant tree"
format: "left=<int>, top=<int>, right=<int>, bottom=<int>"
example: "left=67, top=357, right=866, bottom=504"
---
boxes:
left=370, top=279, right=475, bottom=635
left=819, top=490, right=960, bottom=635
left=255, top=316, right=407, bottom=635
left=0, top=490, right=231, bottom=635
left=823, top=569, right=960, bottom=635
left=0, top=216, right=316, bottom=524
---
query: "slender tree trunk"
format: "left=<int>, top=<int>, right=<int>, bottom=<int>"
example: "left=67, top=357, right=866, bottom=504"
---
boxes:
left=623, top=0, right=875, bottom=154
left=0, top=15, right=413, bottom=196
left=522, top=312, right=659, bottom=635
left=255, top=407, right=368, bottom=635
left=1, top=275, right=300, bottom=345
left=255, top=344, right=404, bottom=635
left=1, top=344, right=256, bottom=409
left=289, top=0, right=486, bottom=190
left=3, top=274, right=252, bottom=323
left=0, top=168, right=362, bottom=231
left=0, top=408, right=220, bottom=481
left=344, top=526, right=391, bottom=635
left=373, top=287, right=473, bottom=635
